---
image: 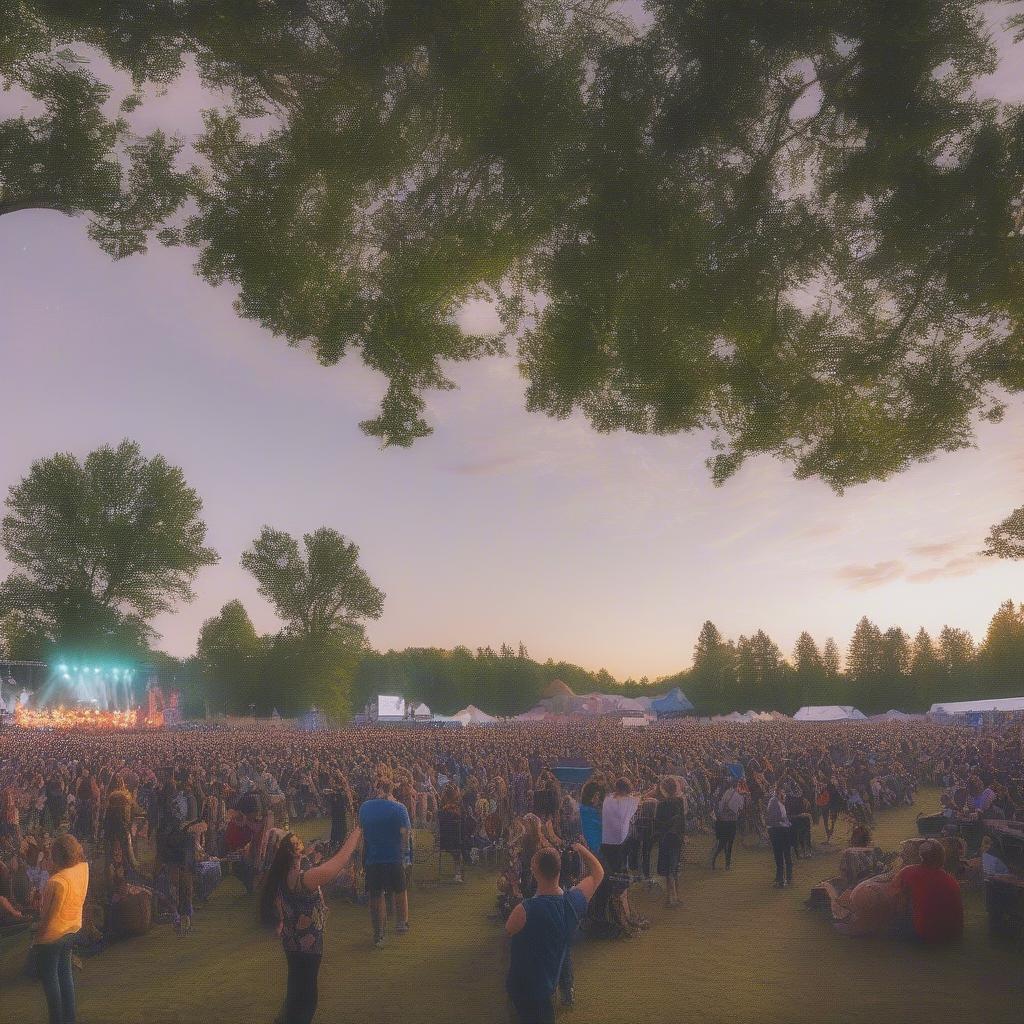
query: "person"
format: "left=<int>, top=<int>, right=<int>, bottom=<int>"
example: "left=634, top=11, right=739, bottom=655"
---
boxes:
left=34, top=834, right=89, bottom=1024
left=260, top=826, right=362, bottom=1024
left=710, top=774, right=745, bottom=871
left=579, top=781, right=603, bottom=855
left=889, top=838, right=964, bottom=944
left=600, top=778, right=638, bottom=872
left=654, top=777, right=686, bottom=908
left=766, top=784, right=794, bottom=888
left=359, top=769, right=412, bottom=947
left=505, top=842, right=604, bottom=1024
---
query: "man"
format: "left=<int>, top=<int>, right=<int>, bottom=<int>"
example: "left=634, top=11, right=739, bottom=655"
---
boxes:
left=710, top=773, right=745, bottom=870
left=600, top=779, right=639, bottom=872
left=505, top=842, right=604, bottom=1024
left=766, top=784, right=794, bottom=888
left=358, top=770, right=411, bottom=948
left=889, top=839, right=963, bottom=943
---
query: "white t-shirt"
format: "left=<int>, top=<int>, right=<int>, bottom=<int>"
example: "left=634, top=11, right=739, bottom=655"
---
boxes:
left=601, top=794, right=639, bottom=845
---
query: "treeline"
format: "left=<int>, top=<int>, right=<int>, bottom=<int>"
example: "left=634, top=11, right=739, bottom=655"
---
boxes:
left=351, top=644, right=658, bottom=718
left=350, top=600, right=1024, bottom=718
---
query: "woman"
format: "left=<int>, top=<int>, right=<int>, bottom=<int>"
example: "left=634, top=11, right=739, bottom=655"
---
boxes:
left=579, top=781, right=604, bottom=855
left=260, top=825, right=362, bottom=1024
left=654, top=778, right=686, bottom=908
left=324, top=773, right=354, bottom=852
left=34, top=834, right=89, bottom=1024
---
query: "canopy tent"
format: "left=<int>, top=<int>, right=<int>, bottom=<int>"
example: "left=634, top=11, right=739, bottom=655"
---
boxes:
left=793, top=705, right=867, bottom=721
left=453, top=704, right=499, bottom=725
left=650, top=687, right=695, bottom=717
left=929, top=697, right=1024, bottom=717
left=411, top=702, right=432, bottom=718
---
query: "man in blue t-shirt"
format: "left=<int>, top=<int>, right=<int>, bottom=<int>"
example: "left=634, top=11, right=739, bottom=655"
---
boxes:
left=359, top=773, right=411, bottom=948
left=505, top=842, right=604, bottom=1023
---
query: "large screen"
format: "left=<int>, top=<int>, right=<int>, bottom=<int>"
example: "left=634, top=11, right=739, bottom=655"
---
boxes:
left=377, top=694, right=406, bottom=718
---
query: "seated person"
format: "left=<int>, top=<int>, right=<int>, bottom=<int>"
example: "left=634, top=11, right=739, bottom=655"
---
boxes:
left=889, top=838, right=963, bottom=944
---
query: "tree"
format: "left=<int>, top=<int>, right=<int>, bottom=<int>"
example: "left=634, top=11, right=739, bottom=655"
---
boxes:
left=822, top=638, right=842, bottom=679
left=240, top=527, right=384, bottom=641
left=691, top=620, right=737, bottom=710
left=909, top=628, right=943, bottom=709
left=978, top=600, right=1024, bottom=696
left=937, top=625, right=977, bottom=697
left=195, top=600, right=266, bottom=714
left=846, top=617, right=884, bottom=684
left=1, top=2, right=190, bottom=256
left=984, top=506, right=1024, bottom=560
left=6, top=2, right=1023, bottom=485
left=0, top=440, right=218, bottom=654
left=794, top=632, right=824, bottom=676
left=240, top=526, right=383, bottom=719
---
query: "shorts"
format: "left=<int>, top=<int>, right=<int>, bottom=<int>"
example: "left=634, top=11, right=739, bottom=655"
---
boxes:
left=600, top=843, right=626, bottom=872
left=364, top=861, right=407, bottom=896
left=656, top=834, right=682, bottom=878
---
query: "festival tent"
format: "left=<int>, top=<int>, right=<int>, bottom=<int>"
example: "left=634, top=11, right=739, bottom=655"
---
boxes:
left=453, top=704, right=499, bottom=725
left=793, top=705, right=867, bottom=721
left=928, top=697, right=1024, bottom=718
left=650, top=688, right=695, bottom=718
left=411, top=702, right=432, bottom=718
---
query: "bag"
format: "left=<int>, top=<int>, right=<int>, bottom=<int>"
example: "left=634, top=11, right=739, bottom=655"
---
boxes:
left=109, top=890, right=153, bottom=938
left=195, top=859, right=222, bottom=902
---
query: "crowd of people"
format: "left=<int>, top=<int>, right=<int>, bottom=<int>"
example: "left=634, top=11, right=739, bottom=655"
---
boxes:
left=1, top=716, right=1021, bottom=1022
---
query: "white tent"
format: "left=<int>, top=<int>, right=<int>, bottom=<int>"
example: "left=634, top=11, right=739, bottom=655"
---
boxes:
left=453, top=704, right=499, bottom=725
left=929, top=697, right=1024, bottom=717
left=411, top=702, right=432, bottom=718
left=793, top=705, right=867, bottom=721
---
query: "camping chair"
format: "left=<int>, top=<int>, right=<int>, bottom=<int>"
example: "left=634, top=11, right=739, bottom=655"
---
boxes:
left=425, top=808, right=464, bottom=886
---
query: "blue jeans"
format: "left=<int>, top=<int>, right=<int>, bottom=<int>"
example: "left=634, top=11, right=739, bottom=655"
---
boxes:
left=36, top=932, right=78, bottom=1024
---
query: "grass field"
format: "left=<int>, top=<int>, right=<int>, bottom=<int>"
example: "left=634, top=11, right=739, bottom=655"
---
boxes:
left=2, top=790, right=1022, bottom=1024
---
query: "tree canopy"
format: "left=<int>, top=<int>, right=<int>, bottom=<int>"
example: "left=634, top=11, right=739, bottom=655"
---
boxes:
left=3, top=0, right=1023, bottom=491
left=240, top=526, right=384, bottom=641
left=0, top=440, right=218, bottom=656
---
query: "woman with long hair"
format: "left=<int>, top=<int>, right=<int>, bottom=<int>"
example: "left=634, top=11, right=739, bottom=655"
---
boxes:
left=260, top=825, right=362, bottom=1024
left=34, top=833, right=88, bottom=1024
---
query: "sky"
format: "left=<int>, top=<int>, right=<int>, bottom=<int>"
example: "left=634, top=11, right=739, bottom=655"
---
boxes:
left=2, top=7, right=1024, bottom=681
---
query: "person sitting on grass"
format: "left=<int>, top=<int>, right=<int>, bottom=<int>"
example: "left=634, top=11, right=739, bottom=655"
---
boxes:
left=505, top=842, right=604, bottom=1024
left=889, top=838, right=964, bottom=944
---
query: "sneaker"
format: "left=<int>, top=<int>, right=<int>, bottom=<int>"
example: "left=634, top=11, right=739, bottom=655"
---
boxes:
left=396, top=921, right=410, bottom=935
left=561, top=987, right=575, bottom=1009
left=374, top=934, right=387, bottom=949
left=453, top=873, right=464, bottom=883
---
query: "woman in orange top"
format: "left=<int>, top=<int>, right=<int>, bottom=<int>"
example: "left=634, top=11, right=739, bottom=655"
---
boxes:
left=35, top=834, right=89, bottom=1024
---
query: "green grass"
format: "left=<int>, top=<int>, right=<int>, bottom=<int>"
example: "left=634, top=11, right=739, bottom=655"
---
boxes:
left=2, top=791, right=1021, bottom=1023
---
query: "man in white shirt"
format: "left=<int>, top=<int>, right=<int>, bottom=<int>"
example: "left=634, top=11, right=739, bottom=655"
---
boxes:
left=600, top=779, right=639, bottom=872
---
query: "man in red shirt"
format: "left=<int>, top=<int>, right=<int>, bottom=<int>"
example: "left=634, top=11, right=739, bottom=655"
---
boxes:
left=890, top=839, right=964, bottom=943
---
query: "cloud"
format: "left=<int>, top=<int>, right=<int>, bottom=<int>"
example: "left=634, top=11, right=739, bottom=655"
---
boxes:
left=836, top=560, right=906, bottom=588
left=906, top=553, right=988, bottom=584
left=908, top=539, right=967, bottom=559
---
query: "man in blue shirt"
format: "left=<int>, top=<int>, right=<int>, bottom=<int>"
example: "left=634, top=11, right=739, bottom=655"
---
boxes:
left=505, top=842, right=604, bottom=1023
left=358, top=772, right=411, bottom=948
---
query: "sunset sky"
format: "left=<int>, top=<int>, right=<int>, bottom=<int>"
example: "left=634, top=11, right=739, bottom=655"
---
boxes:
left=2, top=7, right=1023, bottom=680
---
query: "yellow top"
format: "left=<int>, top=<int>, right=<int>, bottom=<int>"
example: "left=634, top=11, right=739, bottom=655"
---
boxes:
left=38, top=862, right=89, bottom=944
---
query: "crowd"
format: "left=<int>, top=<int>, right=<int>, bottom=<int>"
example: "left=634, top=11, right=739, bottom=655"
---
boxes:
left=1, top=717, right=1021, bottom=1023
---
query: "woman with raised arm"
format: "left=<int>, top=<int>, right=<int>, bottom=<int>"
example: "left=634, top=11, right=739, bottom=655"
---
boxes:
left=260, top=825, right=362, bottom=1024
